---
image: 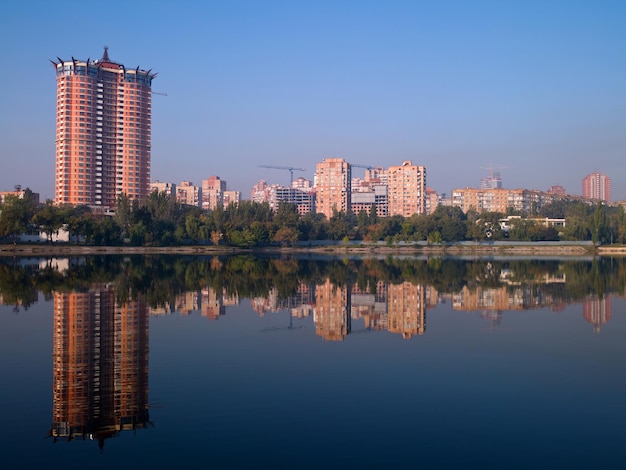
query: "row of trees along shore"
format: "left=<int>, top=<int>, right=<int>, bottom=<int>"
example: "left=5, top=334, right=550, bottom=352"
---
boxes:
left=1, top=189, right=625, bottom=247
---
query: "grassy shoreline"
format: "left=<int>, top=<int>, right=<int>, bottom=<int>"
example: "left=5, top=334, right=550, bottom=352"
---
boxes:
left=1, top=242, right=622, bottom=256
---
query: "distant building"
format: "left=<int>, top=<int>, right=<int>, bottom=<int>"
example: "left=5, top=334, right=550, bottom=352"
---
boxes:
left=0, top=187, right=40, bottom=205
left=364, top=167, right=388, bottom=186
left=547, top=185, right=566, bottom=196
left=314, top=158, right=351, bottom=218
left=222, top=190, right=241, bottom=209
left=150, top=181, right=176, bottom=197
left=424, top=187, right=439, bottom=215
left=250, top=180, right=269, bottom=203
left=257, top=182, right=315, bottom=215
left=52, top=48, right=155, bottom=208
left=452, top=187, right=560, bottom=214
left=387, top=161, right=426, bottom=217
left=176, top=181, right=202, bottom=207
left=582, top=172, right=611, bottom=203
left=202, top=176, right=227, bottom=210
left=351, top=185, right=388, bottom=217
left=481, top=172, right=502, bottom=190
left=292, top=177, right=313, bottom=191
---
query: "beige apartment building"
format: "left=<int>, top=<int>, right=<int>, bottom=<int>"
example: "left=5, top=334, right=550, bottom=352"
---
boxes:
left=202, top=176, right=226, bottom=210
left=176, top=181, right=202, bottom=207
left=314, top=158, right=351, bottom=218
left=52, top=48, right=155, bottom=208
left=451, top=187, right=561, bottom=214
left=150, top=181, right=176, bottom=197
left=387, top=161, right=426, bottom=217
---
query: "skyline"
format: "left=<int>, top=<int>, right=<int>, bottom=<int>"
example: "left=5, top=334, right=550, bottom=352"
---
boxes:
left=1, top=0, right=625, bottom=201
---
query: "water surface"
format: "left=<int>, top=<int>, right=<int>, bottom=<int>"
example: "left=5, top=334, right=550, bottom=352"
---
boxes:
left=0, top=255, right=624, bottom=468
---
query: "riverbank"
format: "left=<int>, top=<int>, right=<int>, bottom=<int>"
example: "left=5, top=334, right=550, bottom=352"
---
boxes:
left=1, top=241, right=622, bottom=257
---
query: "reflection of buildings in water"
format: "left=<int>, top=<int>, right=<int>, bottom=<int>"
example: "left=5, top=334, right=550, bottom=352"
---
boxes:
left=250, top=288, right=282, bottom=316
left=453, top=284, right=567, bottom=315
left=50, top=285, right=150, bottom=449
left=148, top=287, right=237, bottom=319
left=316, top=280, right=427, bottom=340
left=314, top=280, right=351, bottom=341
left=351, top=281, right=388, bottom=332
left=583, top=295, right=612, bottom=333
left=251, top=283, right=316, bottom=318
left=201, top=287, right=226, bottom=320
left=291, top=283, right=316, bottom=318
left=425, top=285, right=439, bottom=309
left=453, top=286, right=523, bottom=312
left=177, top=291, right=199, bottom=315
left=387, top=282, right=426, bottom=339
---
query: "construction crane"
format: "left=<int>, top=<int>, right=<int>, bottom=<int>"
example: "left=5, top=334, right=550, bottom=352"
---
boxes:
left=259, top=165, right=306, bottom=185
left=151, top=91, right=168, bottom=96
left=351, top=163, right=375, bottom=170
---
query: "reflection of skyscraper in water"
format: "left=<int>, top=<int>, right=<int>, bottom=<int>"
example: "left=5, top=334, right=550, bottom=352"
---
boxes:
left=290, top=283, right=316, bottom=319
left=314, top=280, right=351, bottom=341
left=582, top=295, right=612, bottom=333
left=176, top=291, right=199, bottom=315
left=351, top=281, right=388, bottom=331
left=201, top=287, right=226, bottom=320
left=387, top=282, right=426, bottom=339
left=50, top=285, right=150, bottom=449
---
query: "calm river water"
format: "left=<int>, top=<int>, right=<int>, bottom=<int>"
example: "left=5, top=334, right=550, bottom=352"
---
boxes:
left=0, top=255, right=624, bottom=468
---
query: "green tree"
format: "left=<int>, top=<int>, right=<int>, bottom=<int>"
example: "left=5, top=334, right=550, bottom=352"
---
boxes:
left=0, top=190, right=37, bottom=243
left=33, top=201, right=64, bottom=242
left=273, top=201, right=299, bottom=229
left=114, top=193, right=133, bottom=239
left=428, top=230, right=443, bottom=245
left=590, top=202, right=608, bottom=245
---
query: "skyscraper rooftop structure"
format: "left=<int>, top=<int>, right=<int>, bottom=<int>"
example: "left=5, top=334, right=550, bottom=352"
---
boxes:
left=51, top=48, right=156, bottom=208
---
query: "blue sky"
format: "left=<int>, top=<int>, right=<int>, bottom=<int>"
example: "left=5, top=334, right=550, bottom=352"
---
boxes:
left=1, top=0, right=625, bottom=201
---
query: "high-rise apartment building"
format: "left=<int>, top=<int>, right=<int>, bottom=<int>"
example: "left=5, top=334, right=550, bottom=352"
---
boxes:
left=314, top=158, right=351, bottom=218
left=52, top=48, right=155, bottom=208
left=202, top=176, right=227, bottom=210
left=387, top=161, right=426, bottom=217
left=582, top=172, right=611, bottom=202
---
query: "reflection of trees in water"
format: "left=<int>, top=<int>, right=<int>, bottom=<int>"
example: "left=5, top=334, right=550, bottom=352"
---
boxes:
left=1, top=255, right=626, bottom=311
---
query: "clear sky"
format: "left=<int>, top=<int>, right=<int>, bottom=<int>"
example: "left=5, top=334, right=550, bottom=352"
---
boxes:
left=1, top=0, right=625, bottom=201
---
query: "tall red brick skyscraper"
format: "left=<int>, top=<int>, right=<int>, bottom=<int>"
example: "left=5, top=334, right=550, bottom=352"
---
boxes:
left=582, top=172, right=611, bottom=203
left=52, top=48, right=155, bottom=208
